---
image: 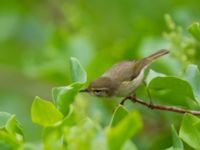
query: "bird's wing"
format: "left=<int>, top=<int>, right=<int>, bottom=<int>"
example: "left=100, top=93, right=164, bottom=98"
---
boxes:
left=102, top=60, right=144, bottom=82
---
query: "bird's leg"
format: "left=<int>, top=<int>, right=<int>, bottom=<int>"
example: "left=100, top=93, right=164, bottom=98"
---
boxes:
left=119, top=93, right=137, bottom=105
left=127, top=93, right=137, bottom=103
left=113, top=96, right=129, bottom=112
left=119, top=97, right=129, bottom=105
left=143, top=81, right=154, bottom=109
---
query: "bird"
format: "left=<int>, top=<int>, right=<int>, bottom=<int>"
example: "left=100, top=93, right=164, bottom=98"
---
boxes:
left=80, top=49, right=169, bottom=98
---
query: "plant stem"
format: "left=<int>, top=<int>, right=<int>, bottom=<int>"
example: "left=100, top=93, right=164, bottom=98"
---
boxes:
left=122, top=96, right=200, bottom=115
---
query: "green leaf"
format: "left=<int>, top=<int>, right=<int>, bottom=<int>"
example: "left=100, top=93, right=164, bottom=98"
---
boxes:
left=42, top=105, right=76, bottom=148
left=62, top=118, right=107, bottom=150
left=147, top=71, right=196, bottom=105
left=0, top=112, right=24, bottom=139
left=52, top=57, right=87, bottom=116
left=5, top=115, right=24, bottom=142
left=184, top=64, right=200, bottom=101
left=107, top=110, right=142, bottom=150
left=0, top=112, right=24, bottom=149
left=110, top=105, right=128, bottom=127
left=171, top=125, right=183, bottom=150
left=43, top=126, right=64, bottom=150
left=52, top=83, right=81, bottom=116
left=70, top=57, right=87, bottom=83
left=0, top=112, right=11, bottom=129
left=146, top=69, right=166, bottom=85
left=0, top=131, right=20, bottom=149
left=31, top=96, right=63, bottom=127
left=148, top=77, right=194, bottom=101
left=61, top=105, right=77, bottom=126
left=43, top=116, right=104, bottom=150
left=179, top=113, right=200, bottom=149
left=188, top=22, right=200, bottom=41
left=122, top=140, right=137, bottom=150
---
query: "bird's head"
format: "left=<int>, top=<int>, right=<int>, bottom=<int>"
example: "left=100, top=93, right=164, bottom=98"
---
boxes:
left=80, top=77, right=117, bottom=97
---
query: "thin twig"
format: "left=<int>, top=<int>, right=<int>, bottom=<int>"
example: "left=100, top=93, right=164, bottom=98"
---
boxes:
left=122, top=96, right=200, bottom=115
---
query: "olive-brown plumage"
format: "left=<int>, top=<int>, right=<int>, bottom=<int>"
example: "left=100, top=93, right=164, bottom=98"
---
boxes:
left=80, top=49, right=169, bottom=97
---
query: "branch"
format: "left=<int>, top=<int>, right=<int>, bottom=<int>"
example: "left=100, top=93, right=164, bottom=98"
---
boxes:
left=121, top=96, right=200, bottom=115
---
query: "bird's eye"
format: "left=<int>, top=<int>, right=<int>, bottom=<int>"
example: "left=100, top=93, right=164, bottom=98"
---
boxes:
left=94, top=90, right=102, bottom=95
left=93, top=89, right=108, bottom=96
left=93, top=90, right=103, bottom=96
left=94, top=90, right=101, bottom=93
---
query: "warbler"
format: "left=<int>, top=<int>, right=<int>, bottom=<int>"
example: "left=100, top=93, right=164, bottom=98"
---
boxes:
left=80, top=49, right=169, bottom=97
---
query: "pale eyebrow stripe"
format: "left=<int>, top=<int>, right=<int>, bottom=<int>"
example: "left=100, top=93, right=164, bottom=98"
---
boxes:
left=91, top=88, right=108, bottom=91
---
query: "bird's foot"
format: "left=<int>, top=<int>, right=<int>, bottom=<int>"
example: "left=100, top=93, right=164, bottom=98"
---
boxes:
left=128, top=93, right=137, bottom=103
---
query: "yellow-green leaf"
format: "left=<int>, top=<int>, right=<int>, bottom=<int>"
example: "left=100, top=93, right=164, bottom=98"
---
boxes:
left=188, top=22, right=200, bottom=42
left=110, top=105, right=128, bottom=127
left=70, top=57, right=87, bottom=84
left=179, top=113, right=200, bottom=149
left=171, top=125, right=183, bottom=150
left=184, top=64, right=200, bottom=101
left=107, top=110, right=142, bottom=150
left=31, top=96, right=63, bottom=127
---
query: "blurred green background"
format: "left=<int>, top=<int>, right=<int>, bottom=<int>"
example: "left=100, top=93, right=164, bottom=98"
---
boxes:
left=0, top=0, right=200, bottom=149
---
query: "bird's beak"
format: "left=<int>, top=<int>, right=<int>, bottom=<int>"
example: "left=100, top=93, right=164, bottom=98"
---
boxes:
left=79, top=88, right=89, bottom=93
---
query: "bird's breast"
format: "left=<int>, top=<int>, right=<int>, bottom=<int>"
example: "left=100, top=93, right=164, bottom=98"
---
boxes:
left=114, top=69, right=145, bottom=97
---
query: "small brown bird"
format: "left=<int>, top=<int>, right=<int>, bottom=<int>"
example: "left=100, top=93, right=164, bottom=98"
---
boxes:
left=80, top=49, right=169, bottom=97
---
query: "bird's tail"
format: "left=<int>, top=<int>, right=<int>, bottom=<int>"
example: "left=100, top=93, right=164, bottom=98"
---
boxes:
left=142, top=49, right=169, bottom=65
left=132, top=49, right=169, bottom=79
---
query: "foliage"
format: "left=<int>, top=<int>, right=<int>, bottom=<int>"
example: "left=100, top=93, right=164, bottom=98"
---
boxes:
left=0, top=112, right=24, bottom=149
left=0, top=58, right=143, bottom=149
left=188, top=23, right=200, bottom=42
left=1, top=28, right=200, bottom=149
left=1, top=1, right=200, bottom=149
left=179, top=113, right=200, bottom=149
